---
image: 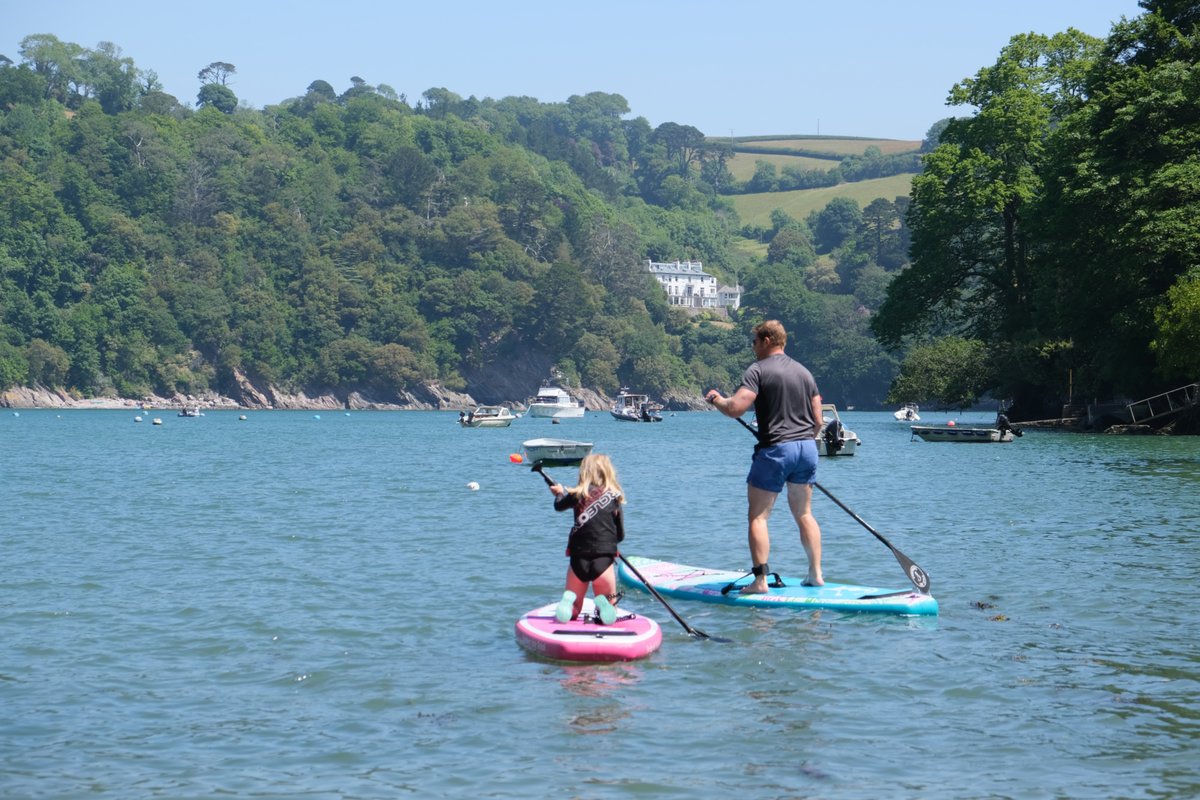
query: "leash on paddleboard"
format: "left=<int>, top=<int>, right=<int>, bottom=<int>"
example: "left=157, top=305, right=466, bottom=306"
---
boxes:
left=725, top=412, right=932, bottom=595
left=531, top=462, right=730, bottom=643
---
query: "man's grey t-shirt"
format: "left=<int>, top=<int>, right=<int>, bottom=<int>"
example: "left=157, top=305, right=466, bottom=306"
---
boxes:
left=739, top=353, right=820, bottom=447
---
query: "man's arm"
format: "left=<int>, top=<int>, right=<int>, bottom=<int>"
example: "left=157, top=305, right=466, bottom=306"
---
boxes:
left=706, top=386, right=756, bottom=418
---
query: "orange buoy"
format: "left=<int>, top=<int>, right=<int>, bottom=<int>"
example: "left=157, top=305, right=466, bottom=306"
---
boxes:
left=509, top=453, right=524, bottom=463
left=947, top=420, right=956, bottom=426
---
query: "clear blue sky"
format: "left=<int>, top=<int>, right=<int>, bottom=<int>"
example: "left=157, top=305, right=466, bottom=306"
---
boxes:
left=4, top=0, right=1144, bottom=141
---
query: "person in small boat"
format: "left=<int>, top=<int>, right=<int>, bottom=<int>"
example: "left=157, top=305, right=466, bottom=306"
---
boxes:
left=823, top=416, right=846, bottom=454
left=996, top=411, right=1021, bottom=437
left=547, top=454, right=626, bottom=624
left=706, top=319, right=825, bottom=592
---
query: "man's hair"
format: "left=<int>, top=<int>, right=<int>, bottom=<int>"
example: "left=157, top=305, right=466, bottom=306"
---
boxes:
left=753, top=320, right=788, bottom=348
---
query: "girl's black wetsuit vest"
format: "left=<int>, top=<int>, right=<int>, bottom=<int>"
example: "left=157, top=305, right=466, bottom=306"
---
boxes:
left=555, top=487, right=624, bottom=556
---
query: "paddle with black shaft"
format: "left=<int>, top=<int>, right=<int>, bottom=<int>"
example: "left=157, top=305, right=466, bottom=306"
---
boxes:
left=531, top=462, right=730, bottom=642
left=727, top=413, right=932, bottom=595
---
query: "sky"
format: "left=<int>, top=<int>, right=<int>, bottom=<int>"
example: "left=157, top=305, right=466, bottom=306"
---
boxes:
left=4, top=0, right=1145, bottom=141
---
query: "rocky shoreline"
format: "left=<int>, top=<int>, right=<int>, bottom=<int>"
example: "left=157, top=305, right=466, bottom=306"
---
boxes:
left=0, top=383, right=711, bottom=413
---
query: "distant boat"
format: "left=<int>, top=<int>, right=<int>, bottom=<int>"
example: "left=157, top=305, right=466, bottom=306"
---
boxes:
left=894, top=403, right=920, bottom=421
left=178, top=407, right=204, bottom=417
left=458, top=405, right=515, bottom=428
left=610, top=388, right=663, bottom=422
left=910, top=424, right=1015, bottom=443
left=522, top=438, right=594, bottom=467
left=817, top=404, right=860, bottom=456
left=526, top=384, right=585, bottom=419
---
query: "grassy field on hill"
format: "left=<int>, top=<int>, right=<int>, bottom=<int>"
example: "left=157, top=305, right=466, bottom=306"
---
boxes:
left=726, top=152, right=838, bottom=181
left=732, top=173, right=915, bottom=228
left=731, top=137, right=922, bottom=156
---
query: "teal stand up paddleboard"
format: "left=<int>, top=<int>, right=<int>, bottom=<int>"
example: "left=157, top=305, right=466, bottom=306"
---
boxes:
left=618, top=555, right=938, bottom=616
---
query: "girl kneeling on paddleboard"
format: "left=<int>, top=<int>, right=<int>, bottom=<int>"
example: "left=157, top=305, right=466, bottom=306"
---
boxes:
left=549, top=454, right=626, bottom=624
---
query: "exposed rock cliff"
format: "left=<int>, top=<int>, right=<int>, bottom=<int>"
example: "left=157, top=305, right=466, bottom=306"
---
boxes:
left=2, top=360, right=710, bottom=411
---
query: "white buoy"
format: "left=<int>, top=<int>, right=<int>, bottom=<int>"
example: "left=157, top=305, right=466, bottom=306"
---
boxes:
left=134, top=415, right=143, bottom=423
left=313, top=414, right=321, bottom=420
left=467, top=481, right=480, bottom=491
left=239, top=414, right=247, bottom=421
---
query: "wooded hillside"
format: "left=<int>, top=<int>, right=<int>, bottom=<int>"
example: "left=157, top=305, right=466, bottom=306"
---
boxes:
left=4, top=2, right=1197, bottom=418
left=0, top=35, right=906, bottom=408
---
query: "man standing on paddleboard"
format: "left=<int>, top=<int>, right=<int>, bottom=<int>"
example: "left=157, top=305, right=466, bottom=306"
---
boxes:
left=706, top=320, right=825, bottom=593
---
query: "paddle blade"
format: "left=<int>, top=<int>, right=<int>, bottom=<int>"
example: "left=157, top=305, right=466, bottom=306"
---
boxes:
left=899, top=556, right=931, bottom=594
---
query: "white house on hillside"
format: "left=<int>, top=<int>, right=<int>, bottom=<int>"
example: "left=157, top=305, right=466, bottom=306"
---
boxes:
left=644, top=259, right=741, bottom=312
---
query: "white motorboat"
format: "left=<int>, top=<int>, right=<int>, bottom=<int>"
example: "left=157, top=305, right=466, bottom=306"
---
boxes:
left=611, top=389, right=663, bottom=422
left=910, top=424, right=1015, bottom=443
left=894, top=403, right=920, bottom=421
left=522, top=438, right=594, bottom=466
left=817, top=404, right=860, bottom=456
left=527, top=384, right=585, bottom=418
left=458, top=405, right=515, bottom=428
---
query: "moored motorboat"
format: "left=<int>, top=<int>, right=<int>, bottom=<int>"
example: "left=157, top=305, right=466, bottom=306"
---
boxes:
left=458, top=405, right=515, bottom=428
left=526, top=384, right=585, bottom=419
left=894, top=403, right=920, bottom=421
left=611, top=388, right=663, bottom=422
left=817, top=404, right=860, bottom=456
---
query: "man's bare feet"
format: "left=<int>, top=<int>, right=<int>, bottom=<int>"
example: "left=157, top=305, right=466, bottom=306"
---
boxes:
left=739, top=579, right=770, bottom=595
left=801, top=574, right=825, bottom=587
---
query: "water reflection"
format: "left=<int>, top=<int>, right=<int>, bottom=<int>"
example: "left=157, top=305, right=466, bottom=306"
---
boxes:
left=552, top=663, right=643, bottom=734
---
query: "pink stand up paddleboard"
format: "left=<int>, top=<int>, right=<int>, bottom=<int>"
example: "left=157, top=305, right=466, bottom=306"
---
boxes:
left=515, top=597, right=662, bottom=662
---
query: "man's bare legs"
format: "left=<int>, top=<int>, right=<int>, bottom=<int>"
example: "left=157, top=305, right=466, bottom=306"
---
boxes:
left=787, top=482, right=823, bottom=586
left=743, top=484, right=779, bottom=593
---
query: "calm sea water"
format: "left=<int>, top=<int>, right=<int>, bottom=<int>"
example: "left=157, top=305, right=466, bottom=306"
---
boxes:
left=3, top=408, right=1199, bottom=799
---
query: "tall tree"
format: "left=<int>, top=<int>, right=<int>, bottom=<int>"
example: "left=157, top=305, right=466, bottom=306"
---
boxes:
left=873, top=29, right=1104, bottom=353
left=197, top=61, right=236, bottom=86
left=1036, top=1, right=1200, bottom=397
left=652, top=122, right=706, bottom=178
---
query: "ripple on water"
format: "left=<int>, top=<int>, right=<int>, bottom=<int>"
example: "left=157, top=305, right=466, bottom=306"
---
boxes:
left=2, top=410, right=1198, bottom=797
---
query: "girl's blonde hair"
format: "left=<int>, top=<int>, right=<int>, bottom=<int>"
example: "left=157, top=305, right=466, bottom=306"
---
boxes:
left=567, top=454, right=626, bottom=503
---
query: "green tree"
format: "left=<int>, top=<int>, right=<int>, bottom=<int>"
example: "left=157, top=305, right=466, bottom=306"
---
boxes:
left=767, top=225, right=815, bottom=267
left=652, top=122, right=706, bottom=178
left=1036, top=3, right=1200, bottom=398
left=0, top=338, right=28, bottom=389
left=25, top=337, right=70, bottom=386
left=860, top=197, right=904, bottom=270
left=807, top=197, right=861, bottom=253
left=887, top=337, right=990, bottom=410
left=574, top=331, right=621, bottom=391
left=18, top=33, right=85, bottom=106
left=86, top=41, right=141, bottom=114
left=197, top=61, right=236, bottom=86
left=1151, top=271, right=1200, bottom=381
left=873, top=27, right=1104, bottom=401
left=197, top=82, right=237, bottom=113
